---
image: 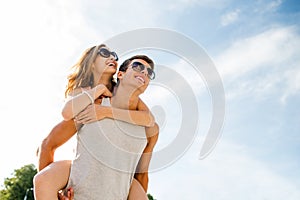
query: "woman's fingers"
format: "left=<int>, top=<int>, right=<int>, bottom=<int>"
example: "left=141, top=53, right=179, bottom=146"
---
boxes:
left=75, top=104, right=97, bottom=124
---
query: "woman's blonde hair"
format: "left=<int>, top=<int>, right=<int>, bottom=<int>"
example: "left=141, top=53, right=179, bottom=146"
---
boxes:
left=64, top=44, right=116, bottom=97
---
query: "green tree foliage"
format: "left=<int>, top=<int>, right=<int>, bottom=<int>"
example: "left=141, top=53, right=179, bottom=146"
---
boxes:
left=1, top=163, right=155, bottom=200
left=147, top=193, right=155, bottom=200
left=0, top=164, right=37, bottom=200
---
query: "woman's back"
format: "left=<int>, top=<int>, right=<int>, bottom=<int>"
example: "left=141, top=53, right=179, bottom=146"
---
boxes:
left=67, top=98, right=147, bottom=200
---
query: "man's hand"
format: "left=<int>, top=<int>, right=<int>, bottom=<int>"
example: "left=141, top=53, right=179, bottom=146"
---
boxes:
left=58, top=188, right=74, bottom=200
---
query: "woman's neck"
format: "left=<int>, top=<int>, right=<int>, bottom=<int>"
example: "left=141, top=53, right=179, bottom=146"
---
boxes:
left=95, top=74, right=113, bottom=91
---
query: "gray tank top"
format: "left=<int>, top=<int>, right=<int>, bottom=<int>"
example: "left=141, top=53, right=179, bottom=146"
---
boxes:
left=67, top=98, right=147, bottom=200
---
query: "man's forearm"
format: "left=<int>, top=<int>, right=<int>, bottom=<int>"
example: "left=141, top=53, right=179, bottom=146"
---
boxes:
left=133, top=124, right=159, bottom=192
left=36, top=120, right=78, bottom=172
left=134, top=172, right=149, bottom=192
left=37, top=138, right=56, bottom=171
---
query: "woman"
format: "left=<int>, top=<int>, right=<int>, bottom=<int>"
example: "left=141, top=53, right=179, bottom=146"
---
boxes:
left=34, top=44, right=157, bottom=200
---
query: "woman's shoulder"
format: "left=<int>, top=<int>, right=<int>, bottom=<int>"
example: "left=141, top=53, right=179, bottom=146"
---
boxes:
left=68, top=87, right=90, bottom=97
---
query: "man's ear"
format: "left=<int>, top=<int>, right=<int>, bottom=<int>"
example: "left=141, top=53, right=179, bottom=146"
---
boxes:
left=117, top=71, right=124, bottom=80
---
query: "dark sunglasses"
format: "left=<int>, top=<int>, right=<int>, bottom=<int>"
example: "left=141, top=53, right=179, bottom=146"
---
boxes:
left=98, top=48, right=118, bottom=61
left=131, top=61, right=155, bottom=80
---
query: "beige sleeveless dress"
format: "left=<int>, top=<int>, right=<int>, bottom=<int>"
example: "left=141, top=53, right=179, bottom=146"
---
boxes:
left=67, top=98, right=147, bottom=200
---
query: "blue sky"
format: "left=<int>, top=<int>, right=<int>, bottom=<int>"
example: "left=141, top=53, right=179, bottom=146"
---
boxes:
left=0, top=0, right=299, bottom=199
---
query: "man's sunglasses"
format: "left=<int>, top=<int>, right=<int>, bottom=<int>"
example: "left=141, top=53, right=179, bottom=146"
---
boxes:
left=131, top=61, right=155, bottom=80
left=98, top=48, right=118, bottom=61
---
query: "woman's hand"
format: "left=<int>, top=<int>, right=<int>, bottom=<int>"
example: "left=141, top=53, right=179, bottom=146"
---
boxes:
left=75, top=105, right=109, bottom=124
left=95, top=84, right=112, bottom=98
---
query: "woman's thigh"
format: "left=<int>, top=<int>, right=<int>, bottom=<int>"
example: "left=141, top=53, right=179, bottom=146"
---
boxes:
left=127, top=178, right=148, bottom=200
left=35, top=160, right=71, bottom=190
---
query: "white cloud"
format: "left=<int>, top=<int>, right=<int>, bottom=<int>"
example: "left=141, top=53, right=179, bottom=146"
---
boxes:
left=280, top=65, right=300, bottom=103
left=215, top=26, right=299, bottom=78
left=214, top=26, right=300, bottom=102
left=148, top=138, right=300, bottom=199
left=267, top=0, right=282, bottom=11
left=74, top=0, right=166, bottom=36
left=77, top=0, right=231, bottom=35
left=254, top=0, right=283, bottom=13
left=167, top=0, right=229, bottom=11
left=221, top=9, right=240, bottom=26
left=224, top=60, right=300, bottom=103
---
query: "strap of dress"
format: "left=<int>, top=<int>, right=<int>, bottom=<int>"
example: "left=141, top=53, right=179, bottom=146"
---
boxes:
left=101, top=97, right=111, bottom=106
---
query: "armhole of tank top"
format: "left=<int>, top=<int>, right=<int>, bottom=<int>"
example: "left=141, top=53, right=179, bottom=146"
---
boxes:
left=101, top=97, right=111, bottom=106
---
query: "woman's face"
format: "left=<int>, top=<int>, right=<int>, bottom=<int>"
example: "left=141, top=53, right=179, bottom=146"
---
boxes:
left=93, top=46, right=118, bottom=79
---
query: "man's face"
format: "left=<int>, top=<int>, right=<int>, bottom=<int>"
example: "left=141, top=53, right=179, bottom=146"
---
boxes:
left=119, top=58, right=153, bottom=93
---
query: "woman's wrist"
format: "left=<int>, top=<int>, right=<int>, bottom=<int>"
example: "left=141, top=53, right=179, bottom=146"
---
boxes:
left=82, top=90, right=94, bottom=104
left=94, top=84, right=105, bottom=97
left=96, top=106, right=112, bottom=120
left=104, top=107, right=113, bottom=118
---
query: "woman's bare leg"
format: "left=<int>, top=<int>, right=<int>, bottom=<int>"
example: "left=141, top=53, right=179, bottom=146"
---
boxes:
left=33, top=160, right=71, bottom=200
left=34, top=161, right=147, bottom=200
left=128, top=178, right=148, bottom=200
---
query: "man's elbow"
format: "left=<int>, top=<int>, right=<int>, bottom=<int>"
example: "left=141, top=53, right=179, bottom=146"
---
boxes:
left=37, top=137, right=57, bottom=171
left=147, top=119, right=155, bottom=128
left=146, top=113, right=155, bottom=127
left=40, top=137, right=57, bottom=154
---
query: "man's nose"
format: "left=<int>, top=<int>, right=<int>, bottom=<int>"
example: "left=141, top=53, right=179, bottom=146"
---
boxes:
left=141, top=68, right=148, bottom=76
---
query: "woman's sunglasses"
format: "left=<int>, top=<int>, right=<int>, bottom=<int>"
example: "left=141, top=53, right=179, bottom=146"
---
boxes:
left=131, top=61, right=155, bottom=80
left=98, top=48, right=118, bottom=61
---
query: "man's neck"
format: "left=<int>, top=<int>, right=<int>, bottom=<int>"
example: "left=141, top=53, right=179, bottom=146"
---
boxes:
left=111, top=86, right=140, bottom=110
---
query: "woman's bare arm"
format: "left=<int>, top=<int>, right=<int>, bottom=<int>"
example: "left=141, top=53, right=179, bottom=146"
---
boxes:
left=61, top=85, right=112, bottom=121
left=75, top=98, right=155, bottom=127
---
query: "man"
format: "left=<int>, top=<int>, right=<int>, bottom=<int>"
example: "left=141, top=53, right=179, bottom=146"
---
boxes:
left=34, top=54, right=159, bottom=199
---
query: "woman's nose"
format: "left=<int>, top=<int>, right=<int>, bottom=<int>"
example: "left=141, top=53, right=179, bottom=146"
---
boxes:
left=109, top=55, right=115, bottom=60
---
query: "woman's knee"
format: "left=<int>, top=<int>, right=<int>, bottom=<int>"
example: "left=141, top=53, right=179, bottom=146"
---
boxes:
left=33, top=169, right=52, bottom=189
left=34, top=160, right=71, bottom=190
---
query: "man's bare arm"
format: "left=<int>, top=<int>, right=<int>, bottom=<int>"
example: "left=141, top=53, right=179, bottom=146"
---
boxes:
left=36, top=120, right=78, bottom=171
left=134, top=123, right=159, bottom=192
